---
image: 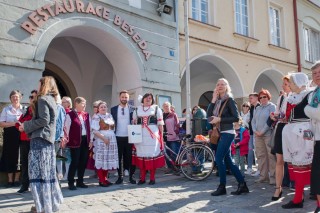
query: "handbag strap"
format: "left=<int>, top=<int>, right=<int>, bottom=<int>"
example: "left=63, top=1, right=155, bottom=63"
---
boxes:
left=216, top=98, right=229, bottom=129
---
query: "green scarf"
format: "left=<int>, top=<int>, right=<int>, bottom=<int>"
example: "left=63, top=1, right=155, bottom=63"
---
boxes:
left=310, top=86, right=320, bottom=108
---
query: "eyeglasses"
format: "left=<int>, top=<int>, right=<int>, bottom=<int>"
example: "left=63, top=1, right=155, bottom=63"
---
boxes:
left=259, top=96, right=268, bottom=100
left=121, top=107, right=124, bottom=115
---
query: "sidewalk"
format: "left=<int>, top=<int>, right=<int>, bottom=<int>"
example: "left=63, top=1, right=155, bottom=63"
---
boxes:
left=0, top=168, right=316, bottom=212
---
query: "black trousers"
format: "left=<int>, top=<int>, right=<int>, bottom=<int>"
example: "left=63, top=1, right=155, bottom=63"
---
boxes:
left=20, top=142, right=30, bottom=188
left=311, top=141, right=320, bottom=195
left=116, top=136, right=135, bottom=177
left=68, top=136, right=89, bottom=186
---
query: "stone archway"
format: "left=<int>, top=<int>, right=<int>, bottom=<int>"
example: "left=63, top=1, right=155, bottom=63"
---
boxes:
left=180, top=54, right=244, bottom=110
left=253, top=69, right=284, bottom=103
left=34, top=18, right=144, bottom=108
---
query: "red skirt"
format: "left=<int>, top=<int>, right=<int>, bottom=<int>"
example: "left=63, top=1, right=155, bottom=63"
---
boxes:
left=131, top=146, right=165, bottom=170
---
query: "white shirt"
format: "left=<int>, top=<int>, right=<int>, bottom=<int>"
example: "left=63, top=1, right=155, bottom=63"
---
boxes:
left=116, top=106, right=130, bottom=137
left=64, top=111, right=89, bottom=137
left=0, top=105, right=23, bottom=122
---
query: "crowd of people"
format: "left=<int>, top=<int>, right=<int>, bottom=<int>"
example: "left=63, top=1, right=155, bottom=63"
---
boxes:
left=0, top=60, right=319, bottom=213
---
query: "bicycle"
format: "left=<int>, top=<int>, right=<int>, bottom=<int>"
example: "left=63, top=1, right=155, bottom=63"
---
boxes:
left=164, top=134, right=215, bottom=181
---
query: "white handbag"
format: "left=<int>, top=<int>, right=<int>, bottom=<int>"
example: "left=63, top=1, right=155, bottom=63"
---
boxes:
left=128, top=125, right=143, bottom=144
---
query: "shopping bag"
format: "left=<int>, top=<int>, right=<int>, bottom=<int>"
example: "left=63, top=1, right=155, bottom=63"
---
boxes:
left=128, top=125, right=143, bottom=144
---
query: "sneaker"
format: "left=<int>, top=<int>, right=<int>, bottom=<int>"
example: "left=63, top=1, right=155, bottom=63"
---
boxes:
left=251, top=170, right=260, bottom=177
left=244, top=168, right=252, bottom=175
left=124, top=170, right=129, bottom=177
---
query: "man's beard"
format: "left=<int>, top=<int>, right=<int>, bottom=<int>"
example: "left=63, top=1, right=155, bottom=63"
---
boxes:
left=120, top=100, right=127, bottom=105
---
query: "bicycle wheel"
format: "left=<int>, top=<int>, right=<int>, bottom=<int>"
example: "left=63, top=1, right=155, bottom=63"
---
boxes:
left=178, top=144, right=214, bottom=181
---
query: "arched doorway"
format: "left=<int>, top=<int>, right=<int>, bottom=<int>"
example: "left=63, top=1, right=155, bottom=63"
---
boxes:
left=34, top=19, right=144, bottom=111
left=253, top=69, right=284, bottom=103
left=180, top=54, right=244, bottom=110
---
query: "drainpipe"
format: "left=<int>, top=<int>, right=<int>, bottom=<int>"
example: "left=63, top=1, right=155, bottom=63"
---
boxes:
left=293, top=0, right=302, bottom=72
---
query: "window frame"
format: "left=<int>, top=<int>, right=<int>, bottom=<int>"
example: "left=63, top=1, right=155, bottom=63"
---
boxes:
left=234, top=0, right=249, bottom=36
left=190, top=0, right=210, bottom=24
left=269, top=5, right=281, bottom=46
left=303, top=25, right=320, bottom=63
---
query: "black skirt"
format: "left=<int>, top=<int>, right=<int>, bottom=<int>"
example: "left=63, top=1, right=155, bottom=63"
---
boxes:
left=0, top=126, right=20, bottom=172
left=311, top=141, right=320, bottom=195
left=273, top=123, right=286, bottom=154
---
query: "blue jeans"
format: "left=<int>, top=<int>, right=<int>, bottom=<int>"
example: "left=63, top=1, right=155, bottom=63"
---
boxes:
left=247, top=135, right=254, bottom=169
left=165, top=141, right=181, bottom=169
left=215, top=133, right=245, bottom=185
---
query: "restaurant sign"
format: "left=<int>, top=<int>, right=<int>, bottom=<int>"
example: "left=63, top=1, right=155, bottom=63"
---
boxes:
left=21, top=0, right=152, bottom=60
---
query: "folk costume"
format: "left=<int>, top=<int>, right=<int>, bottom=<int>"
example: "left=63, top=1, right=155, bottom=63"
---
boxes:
left=132, top=105, right=165, bottom=183
left=91, top=113, right=119, bottom=186
left=282, top=73, right=313, bottom=208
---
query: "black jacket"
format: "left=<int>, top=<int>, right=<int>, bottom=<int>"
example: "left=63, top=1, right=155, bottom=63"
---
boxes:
left=207, top=97, right=239, bottom=131
left=110, top=105, right=135, bottom=134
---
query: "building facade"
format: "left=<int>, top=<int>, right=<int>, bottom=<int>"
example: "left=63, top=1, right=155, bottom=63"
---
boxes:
left=297, top=0, right=320, bottom=74
left=0, top=0, right=180, bottom=112
left=178, top=0, right=300, bottom=109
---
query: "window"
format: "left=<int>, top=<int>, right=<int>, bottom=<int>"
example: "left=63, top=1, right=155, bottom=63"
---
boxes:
left=235, top=0, right=249, bottom=36
left=192, top=0, right=208, bottom=23
left=269, top=6, right=281, bottom=46
left=304, top=27, right=320, bottom=63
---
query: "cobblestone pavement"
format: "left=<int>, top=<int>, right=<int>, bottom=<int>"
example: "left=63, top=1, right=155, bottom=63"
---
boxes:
left=0, top=168, right=316, bottom=213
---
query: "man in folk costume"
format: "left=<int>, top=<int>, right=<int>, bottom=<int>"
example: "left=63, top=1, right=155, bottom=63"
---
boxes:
left=132, top=93, right=165, bottom=185
left=111, top=90, right=136, bottom=184
left=282, top=73, right=314, bottom=209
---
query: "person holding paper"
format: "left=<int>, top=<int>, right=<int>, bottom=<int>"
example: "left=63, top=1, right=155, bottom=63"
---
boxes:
left=132, top=93, right=165, bottom=185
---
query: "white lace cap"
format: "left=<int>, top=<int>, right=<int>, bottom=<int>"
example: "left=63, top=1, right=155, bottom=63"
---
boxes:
left=292, top=73, right=309, bottom=89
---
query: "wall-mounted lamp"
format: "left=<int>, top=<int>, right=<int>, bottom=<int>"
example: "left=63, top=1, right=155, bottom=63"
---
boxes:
left=157, top=0, right=173, bottom=16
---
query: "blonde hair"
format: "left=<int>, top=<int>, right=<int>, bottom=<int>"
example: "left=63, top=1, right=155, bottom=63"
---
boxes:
left=217, top=78, right=233, bottom=97
left=62, top=96, right=72, bottom=108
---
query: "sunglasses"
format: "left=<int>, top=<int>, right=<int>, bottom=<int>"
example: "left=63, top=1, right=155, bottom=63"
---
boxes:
left=259, top=96, right=268, bottom=100
left=29, top=95, right=34, bottom=99
left=242, top=105, right=249, bottom=108
left=121, top=107, right=124, bottom=115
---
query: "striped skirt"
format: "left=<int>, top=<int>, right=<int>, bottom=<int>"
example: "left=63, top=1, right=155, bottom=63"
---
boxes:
left=29, top=137, right=63, bottom=213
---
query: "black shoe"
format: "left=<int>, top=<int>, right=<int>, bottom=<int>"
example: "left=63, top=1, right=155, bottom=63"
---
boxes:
left=13, top=181, right=20, bottom=187
left=129, top=178, right=137, bottom=184
left=137, top=180, right=146, bottom=185
left=149, top=180, right=155, bottom=185
left=211, top=184, right=226, bottom=196
left=282, top=200, right=303, bottom=209
left=76, top=183, right=88, bottom=188
left=99, top=182, right=112, bottom=187
left=310, top=194, right=317, bottom=200
left=231, top=182, right=249, bottom=195
left=5, top=182, right=13, bottom=188
left=314, top=207, right=320, bottom=213
left=68, top=185, right=77, bottom=190
left=17, top=187, right=28, bottom=193
left=115, top=177, right=123, bottom=184
left=271, top=190, right=282, bottom=201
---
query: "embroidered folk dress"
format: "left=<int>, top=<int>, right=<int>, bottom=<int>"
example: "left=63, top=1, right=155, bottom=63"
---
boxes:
left=282, top=90, right=314, bottom=166
left=91, top=113, right=119, bottom=170
left=132, top=105, right=165, bottom=170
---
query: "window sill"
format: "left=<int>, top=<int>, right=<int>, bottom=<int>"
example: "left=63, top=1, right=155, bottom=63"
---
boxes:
left=233, top=33, right=259, bottom=43
left=268, top=44, right=290, bottom=52
left=189, top=18, right=221, bottom=31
